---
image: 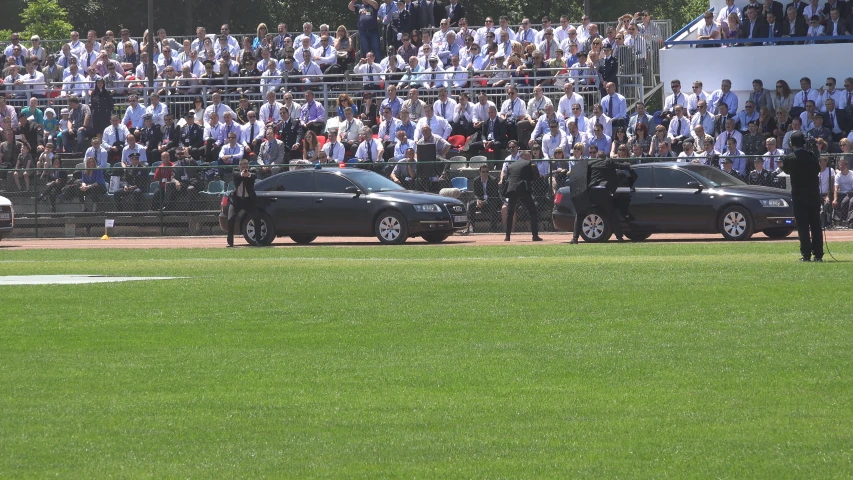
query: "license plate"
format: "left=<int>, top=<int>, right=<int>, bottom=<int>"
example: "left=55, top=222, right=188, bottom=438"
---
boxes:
left=0, top=213, right=9, bottom=220
left=453, top=215, right=467, bottom=223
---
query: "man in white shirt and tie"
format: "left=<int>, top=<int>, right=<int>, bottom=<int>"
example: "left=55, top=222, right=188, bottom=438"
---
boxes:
left=322, top=129, right=346, bottom=163
left=414, top=105, right=451, bottom=141
left=378, top=106, right=402, bottom=159
left=203, top=92, right=236, bottom=125
left=241, top=111, right=264, bottom=157
left=259, top=90, right=283, bottom=125
left=355, top=126, right=384, bottom=163
left=601, top=82, right=627, bottom=130
left=103, top=114, right=130, bottom=159
left=432, top=88, right=457, bottom=121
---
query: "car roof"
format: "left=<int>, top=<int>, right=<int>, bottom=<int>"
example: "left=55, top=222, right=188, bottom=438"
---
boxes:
left=633, top=162, right=683, bottom=169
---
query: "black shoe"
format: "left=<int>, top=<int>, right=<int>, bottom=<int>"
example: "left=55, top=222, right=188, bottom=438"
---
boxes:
left=504, top=236, right=511, bottom=241
left=532, top=236, right=543, bottom=241
left=799, top=257, right=811, bottom=262
left=813, top=257, right=823, bottom=262
left=569, top=238, right=578, bottom=244
left=226, top=244, right=234, bottom=248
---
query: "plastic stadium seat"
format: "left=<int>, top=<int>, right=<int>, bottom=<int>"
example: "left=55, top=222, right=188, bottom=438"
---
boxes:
left=316, top=135, right=327, bottom=148
left=147, top=182, right=159, bottom=196
left=468, top=155, right=488, bottom=169
left=205, top=180, right=225, bottom=194
left=226, top=181, right=235, bottom=191
left=447, top=155, right=466, bottom=170
left=451, top=177, right=469, bottom=191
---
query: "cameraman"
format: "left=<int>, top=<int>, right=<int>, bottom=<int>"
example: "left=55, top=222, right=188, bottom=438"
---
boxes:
left=226, top=158, right=261, bottom=247
left=780, top=132, right=823, bottom=262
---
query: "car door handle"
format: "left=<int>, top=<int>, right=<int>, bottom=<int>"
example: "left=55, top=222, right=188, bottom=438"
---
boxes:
left=268, top=197, right=278, bottom=202
left=655, top=194, right=664, bottom=199
left=315, top=198, right=323, bottom=203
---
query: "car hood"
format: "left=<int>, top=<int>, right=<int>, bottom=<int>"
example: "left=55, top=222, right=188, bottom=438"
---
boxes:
left=368, top=190, right=465, bottom=205
left=714, top=185, right=792, bottom=198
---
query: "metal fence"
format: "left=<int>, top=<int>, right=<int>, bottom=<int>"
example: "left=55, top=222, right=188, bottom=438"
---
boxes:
left=0, top=152, right=805, bottom=238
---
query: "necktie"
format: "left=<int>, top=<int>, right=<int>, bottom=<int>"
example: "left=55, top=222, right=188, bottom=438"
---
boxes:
left=677, top=118, right=682, bottom=135
left=830, top=112, right=835, bottom=129
left=442, top=102, right=447, bottom=118
left=330, top=143, right=335, bottom=158
left=250, top=123, right=255, bottom=143
left=769, top=25, right=774, bottom=38
left=675, top=93, right=681, bottom=107
left=848, top=91, right=852, bottom=106
left=385, top=121, right=391, bottom=136
left=511, top=99, right=516, bottom=117
left=803, top=89, right=808, bottom=104
left=546, top=43, right=551, bottom=58
left=366, top=141, right=372, bottom=161
left=268, top=104, right=274, bottom=120
left=608, top=95, right=614, bottom=117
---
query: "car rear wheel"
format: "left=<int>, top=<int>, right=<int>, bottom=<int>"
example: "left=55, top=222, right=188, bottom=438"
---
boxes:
left=290, top=235, right=317, bottom=244
left=579, top=209, right=612, bottom=243
left=243, top=213, right=276, bottom=246
left=624, top=232, right=652, bottom=242
left=763, top=228, right=794, bottom=239
left=375, top=211, right=408, bottom=244
left=719, top=206, right=754, bottom=241
left=422, top=232, right=450, bottom=243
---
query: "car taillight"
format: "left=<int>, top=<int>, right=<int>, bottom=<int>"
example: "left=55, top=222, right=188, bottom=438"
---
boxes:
left=554, top=193, right=563, bottom=205
left=220, top=196, right=229, bottom=208
left=338, top=162, right=347, bottom=168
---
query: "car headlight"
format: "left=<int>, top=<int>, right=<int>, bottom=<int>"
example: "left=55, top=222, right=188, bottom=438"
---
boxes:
left=413, top=204, right=443, bottom=213
left=760, top=199, right=789, bottom=207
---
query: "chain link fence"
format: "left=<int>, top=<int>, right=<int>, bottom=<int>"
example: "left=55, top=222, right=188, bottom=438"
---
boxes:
left=0, top=152, right=805, bottom=238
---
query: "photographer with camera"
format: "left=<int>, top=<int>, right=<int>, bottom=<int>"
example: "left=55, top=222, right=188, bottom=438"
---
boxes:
left=780, top=131, right=823, bottom=261
left=226, top=158, right=261, bottom=247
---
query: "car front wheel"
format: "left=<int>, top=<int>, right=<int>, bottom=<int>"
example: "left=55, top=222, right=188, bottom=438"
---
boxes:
left=290, top=235, right=317, bottom=244
left=375, top=211, right=408, bottom=245
left=422, top=232, right=450, bottom=243
left=719, top=206, right=754, bottom=241
left=579, top=209, right=612, bottom=243
left=763, top=228, right=794, bottom=239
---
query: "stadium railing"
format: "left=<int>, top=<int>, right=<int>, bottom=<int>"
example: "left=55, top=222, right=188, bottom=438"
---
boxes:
left=0, top=154, right=812, bottom=238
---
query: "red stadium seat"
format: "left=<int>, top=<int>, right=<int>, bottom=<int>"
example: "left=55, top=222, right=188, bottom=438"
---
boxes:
left=316, top=135, right=327, bottom=147
left=448, top=135, right=466, bottom=149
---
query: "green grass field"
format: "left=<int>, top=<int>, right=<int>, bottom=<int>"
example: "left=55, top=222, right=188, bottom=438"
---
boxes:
left=2, top=242, right=853, bottom=478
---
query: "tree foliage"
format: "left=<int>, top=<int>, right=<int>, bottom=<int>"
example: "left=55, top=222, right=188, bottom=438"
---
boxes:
left=20, top=0, right=73, bottom=40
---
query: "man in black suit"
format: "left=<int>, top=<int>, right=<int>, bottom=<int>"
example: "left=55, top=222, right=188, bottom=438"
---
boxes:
left=157, top=113, right=180, bottom=157
left=764, top=11, right=783, bottom=40
left=740, top=6, right=767, bottom=44
left=572, top=152, right=633, bottom=243
left=781, top=132, right=823, bottom=261
left=823, top=0, right=847, bottom=19
left=139, top=113, right=163, bottom=163
left=276, top=106, right=304, bottom=166
left=180, top=111, right=205, bottom=160
left=227, top=158, right=261, bottom=247
left=445, top=0, right=465, bottom=26
left=785, top=0, right=808, bottom=16
left=503, top=150, right=543, bottom=241
left=781, top=5, right=808, bottom=42
left=467, top=105, right=509, bottom=160
left=822, top=98, right=851, bottom=144
left=467, top=163, right=503, bottom=232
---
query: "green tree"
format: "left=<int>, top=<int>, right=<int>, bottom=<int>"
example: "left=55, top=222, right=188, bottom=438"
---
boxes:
left=20, top=0, right=73, bottom=41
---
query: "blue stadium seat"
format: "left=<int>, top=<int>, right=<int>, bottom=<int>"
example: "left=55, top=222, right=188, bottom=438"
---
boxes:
left=451, top=177, right=469, bottom=191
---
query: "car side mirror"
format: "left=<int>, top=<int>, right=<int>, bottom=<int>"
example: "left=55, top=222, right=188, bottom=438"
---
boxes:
left=686, top=181, right=703, bottom=191
left=345, top=185, right=361, bottom=196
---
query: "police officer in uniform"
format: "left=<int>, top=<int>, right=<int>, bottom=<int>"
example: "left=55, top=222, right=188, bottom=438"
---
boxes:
left=571, top=152, right=633, bottom=243
left=179, top=110, right=205, bottom=160
left=227, top=158, right=262, bottom=247
left=504, top=150, right=544, bottom=242
left=780, top=131, right=823, bottom=261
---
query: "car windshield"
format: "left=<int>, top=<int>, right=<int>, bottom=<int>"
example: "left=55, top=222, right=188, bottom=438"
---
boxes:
left=345, top=170, right=405, bottom=192
left=681, top=164, right=746, bottom=188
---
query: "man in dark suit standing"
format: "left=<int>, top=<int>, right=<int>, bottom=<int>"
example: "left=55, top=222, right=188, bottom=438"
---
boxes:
left=467, top=105, right=509, bottom=160
left=276, top=106, right=304, bottom=166
left=227, top=158, right=262, bottom=247
left=445, top=0, right=465, bottom=26
left=504, top=150, right=543, bottom=241
left=781, top=132, right=823, bottom=261
left=762, top=0, right=785, bottom=22
left=572, top=152, right=633, bottom=243
left=467, top=163, right=502, bottom=232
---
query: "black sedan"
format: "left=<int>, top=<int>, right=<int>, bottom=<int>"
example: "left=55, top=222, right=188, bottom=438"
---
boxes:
left=219, top=167, right=468, bottom=245
left=553, top=162, right=796, bottom=242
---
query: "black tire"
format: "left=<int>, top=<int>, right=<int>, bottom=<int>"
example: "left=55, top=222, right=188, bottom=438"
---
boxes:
left=578, top=209, right=612, bottom=243
left=422, top=232, right=450, bottom=243
left=624, top=231, right=652, bottom=242
left=375, top=210, right=408, bottom=244
left=763, top=228, right=794, bottom=239
left=290, top=235, right=317, bottom=244
left=242, top=213, right=276, bottom=246
left=719, top=206, right=754, bottom=241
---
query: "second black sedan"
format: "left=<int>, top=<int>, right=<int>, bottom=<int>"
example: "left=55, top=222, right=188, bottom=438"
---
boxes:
left=553, top=162, right=797, bottom=242
left=219, top=167, right=469, bottom=245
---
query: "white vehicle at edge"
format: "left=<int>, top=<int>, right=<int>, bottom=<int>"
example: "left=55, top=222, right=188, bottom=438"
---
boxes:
left=0, top=195, right=14, bottom=241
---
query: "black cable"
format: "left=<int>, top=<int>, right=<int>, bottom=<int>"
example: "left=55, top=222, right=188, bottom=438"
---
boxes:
left=823, top=222, right=838, bottom=262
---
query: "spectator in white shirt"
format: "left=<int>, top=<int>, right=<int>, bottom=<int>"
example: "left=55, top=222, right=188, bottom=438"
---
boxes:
left=241, top=111, right=264, bottom=156
left=145, top=94, right=168, bottom=127
left=322, top=129, right=346, bottom=163
left=691, top=100, right=716, bottom=135
left=414, top=104, right=451, bottom=141
left=259, top=90, right=283, bottom=125
left=687, top=81, right=709, bottom=115
left=432, top=88, right=457, bottom=120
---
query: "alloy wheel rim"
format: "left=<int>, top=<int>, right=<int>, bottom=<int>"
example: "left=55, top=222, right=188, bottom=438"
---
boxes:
left=583, top=214, right=604, bottom=239
left=724, top=212, right=745, bottom=237
left=379, top=216, right=400, bottom=240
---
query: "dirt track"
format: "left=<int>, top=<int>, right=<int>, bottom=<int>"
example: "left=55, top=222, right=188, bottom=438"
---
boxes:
left=3, top=231, right=852, bottom=249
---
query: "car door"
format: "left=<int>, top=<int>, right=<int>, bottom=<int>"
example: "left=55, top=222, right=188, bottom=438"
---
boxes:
left=651, top=167, right=715, bottom=230
left=616, top=167, right=656, bottom=228
left=312, top=171, right=373, bottom=235
left=257, top=171, right=316, bottom=234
